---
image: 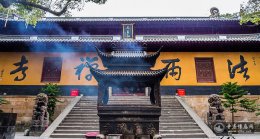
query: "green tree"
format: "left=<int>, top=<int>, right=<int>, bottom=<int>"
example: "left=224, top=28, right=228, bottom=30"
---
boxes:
left=0, top=96, right=9, bottom=113
left=0, top=0, right=107, bottom=26
left=240, top=0, right=260, bottom=25
left=219, top=82, right=257, bottom=124
left=41, top=83, right=62, bottom=121
left=220, top=0, right=260, bottom=25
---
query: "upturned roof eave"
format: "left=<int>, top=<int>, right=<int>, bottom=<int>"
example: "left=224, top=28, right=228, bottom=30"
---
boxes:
left=87, top=62, right=170, bottom=82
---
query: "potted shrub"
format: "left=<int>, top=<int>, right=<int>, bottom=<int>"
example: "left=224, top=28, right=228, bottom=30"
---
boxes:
left=41, top=83, right=62, bottom=122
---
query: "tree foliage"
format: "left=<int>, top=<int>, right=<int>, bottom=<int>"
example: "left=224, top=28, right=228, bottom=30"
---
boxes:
left=0, top=0, right=107, bottom=26
left=219, top=82, right=257, bottom=124
left=41, top=83, right=62, bottom=121
left=220, top=0, right=260, bottom=25
left=240, top=0, right=260, bottom=25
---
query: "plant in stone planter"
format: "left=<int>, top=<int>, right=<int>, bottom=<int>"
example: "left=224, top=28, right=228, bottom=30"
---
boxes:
left=0, top=96, right=9, bottom=113
left=41, top=83, right=62, bottom=121
left=219, top=82, right=257, bottom=125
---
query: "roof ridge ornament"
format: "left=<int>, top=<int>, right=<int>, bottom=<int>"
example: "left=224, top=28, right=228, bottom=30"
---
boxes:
left=210, top=7, right=220, bottom=18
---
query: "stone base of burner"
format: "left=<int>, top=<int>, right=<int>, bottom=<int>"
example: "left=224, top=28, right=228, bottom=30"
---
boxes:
left=98, top=105, right=161, bottom=138
left=105, top=134, right=158, bottom=139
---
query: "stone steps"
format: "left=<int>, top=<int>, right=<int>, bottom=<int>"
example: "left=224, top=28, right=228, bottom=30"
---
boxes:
left=159, top=122, right=197, bottom=125
left=56, top=126, right=99, bottom=130
left=63, top=118, right=99, bottom=122
left=160, top=119, right=195, bottom=122
left=69, top=111, right=97, bottom=114
left=50, top=133, right=86, bottom=138
left=161, top=133, right=208, bottom=138
left=60, top=123, right=99, bottom=126
left=160, top=129, right=204, bottom=134
left=160, top=126, right=201, bottom=130
left=159, top=117, right=193, bottom=120
left=54, top=130, right=99, bottom=134
left=50, top=97, right=98, bottom=138
left=66, top=113, right=98, bottom=116
left=159, top=97, right=207, bottom=138
left=60, top=122, right=98, bottom=125
left=50, top=96, right=208, bottom=138
left=72, top=107, right=96, bottom=109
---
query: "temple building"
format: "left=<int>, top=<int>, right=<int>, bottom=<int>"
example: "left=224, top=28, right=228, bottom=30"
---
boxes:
left=0, top=16, right=260, bottom=95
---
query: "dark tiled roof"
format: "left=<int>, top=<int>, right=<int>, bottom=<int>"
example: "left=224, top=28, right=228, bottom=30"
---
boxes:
left=1, top=16, right=259, bottom=36
left=0, top=34, right=259, bottom=42
left=0, top=16, right=240, bottom=22
left=87, top=61, right=171, bottom=80
left=95, top=70, right=166, bottom=76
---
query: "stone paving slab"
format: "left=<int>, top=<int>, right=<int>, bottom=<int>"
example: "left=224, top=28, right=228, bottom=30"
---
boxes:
left=16, top=132, right=260, bottom=139
left=15, top=132, right=40, bottom=139
left=232, top=133, right=260, bottom=139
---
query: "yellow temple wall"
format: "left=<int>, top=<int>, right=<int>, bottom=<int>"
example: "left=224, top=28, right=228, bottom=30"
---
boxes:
left=0, top=52, right=260, bottom=86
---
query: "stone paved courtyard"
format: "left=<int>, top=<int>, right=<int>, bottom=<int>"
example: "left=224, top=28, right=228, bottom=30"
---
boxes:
left=15, top=132, right=260, bottom=139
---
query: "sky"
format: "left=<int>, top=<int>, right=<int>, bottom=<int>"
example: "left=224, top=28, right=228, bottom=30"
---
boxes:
left=68, top=0, right=248, bottom=17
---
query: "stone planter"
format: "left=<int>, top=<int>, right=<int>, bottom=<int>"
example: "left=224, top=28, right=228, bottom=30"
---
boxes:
left=0, top=113, right=17, bottom=139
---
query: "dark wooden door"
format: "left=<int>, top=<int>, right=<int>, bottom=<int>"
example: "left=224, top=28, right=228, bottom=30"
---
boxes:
left=195, top=58, right=216, bottom=83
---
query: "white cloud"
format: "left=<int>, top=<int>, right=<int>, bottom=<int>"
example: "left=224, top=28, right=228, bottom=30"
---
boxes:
left=65, top=0, right=248, bottom=17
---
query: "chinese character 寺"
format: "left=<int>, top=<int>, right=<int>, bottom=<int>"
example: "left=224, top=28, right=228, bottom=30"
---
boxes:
left=227, top=55, right=250, bottom=81
left=10, top=55, right=28, bottom=81
left=161, top=58, right=182, bottom=80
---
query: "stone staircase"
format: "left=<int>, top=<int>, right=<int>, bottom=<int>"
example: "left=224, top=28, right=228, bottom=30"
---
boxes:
left=49, top=96, right=209, bottom=138
left=50, top=96, right=98, bottom=138
left=160, top=96, right=208, bottom=138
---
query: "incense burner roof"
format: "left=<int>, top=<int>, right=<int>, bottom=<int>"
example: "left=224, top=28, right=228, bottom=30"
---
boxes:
left=88, top=63, right=169, bottom=82
left=95, top=46, right=162, bottom=69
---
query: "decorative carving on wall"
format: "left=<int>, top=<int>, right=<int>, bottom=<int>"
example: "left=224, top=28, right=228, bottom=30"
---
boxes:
left=134, top=123, right=143, bottom=135
left=146, top=123, right=156, bottom=136
left=116, top=123, right=133, bottom=134
left=102, top=123, right=111, bottom=135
